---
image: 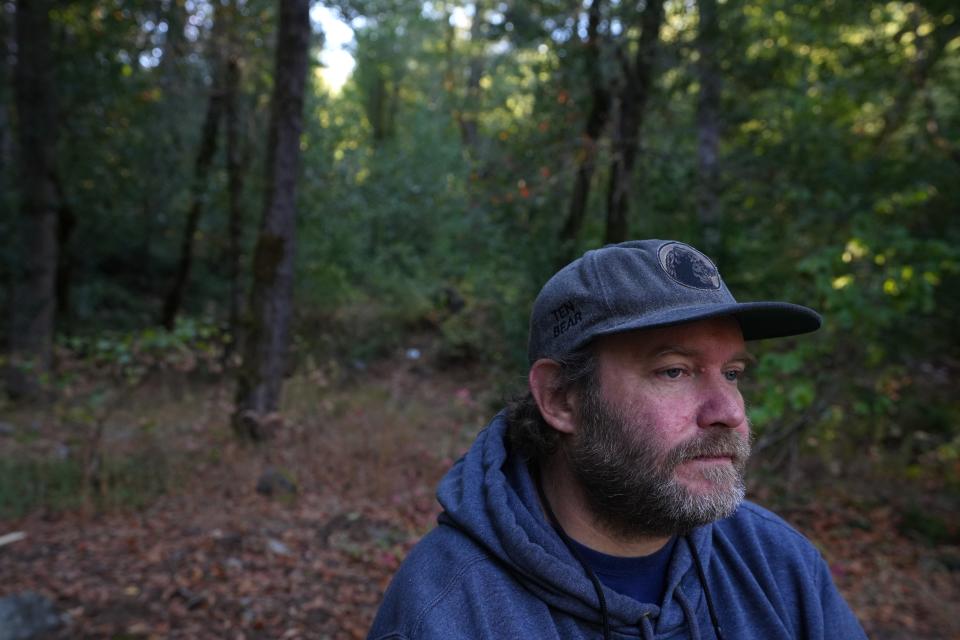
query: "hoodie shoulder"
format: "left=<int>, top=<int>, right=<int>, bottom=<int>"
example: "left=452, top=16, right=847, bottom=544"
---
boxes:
left=731, top=501, right=818, bottom=545
left=370, top=516, right=605, bottom=640
left=704, top=501, right=867, bottom=640
left=713, top=500, right=825, bottom=572
left=368, top=524, right=488, bottom=639
left=369, top=522, right=560, bottom=639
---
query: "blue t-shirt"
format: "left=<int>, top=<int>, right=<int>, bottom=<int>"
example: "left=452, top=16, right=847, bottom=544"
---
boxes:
left=568, top=536, right=677, bottom=605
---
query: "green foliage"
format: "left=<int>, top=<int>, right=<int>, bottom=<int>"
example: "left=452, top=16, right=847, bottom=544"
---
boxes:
left=58, top=318, right=230, bottom=380
left=2, top=0, right=959, bottom=480
left=297, top=34, right=548, bottom=368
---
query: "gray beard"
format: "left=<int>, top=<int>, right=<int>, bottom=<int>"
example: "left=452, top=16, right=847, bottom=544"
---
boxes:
left=564, top=386, right=751, bottom=540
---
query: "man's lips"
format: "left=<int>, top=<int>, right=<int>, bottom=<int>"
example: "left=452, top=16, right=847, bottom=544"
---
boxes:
left=684, top=454, right=734, bottom=463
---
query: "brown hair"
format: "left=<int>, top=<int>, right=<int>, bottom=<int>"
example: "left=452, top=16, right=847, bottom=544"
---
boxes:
left=505, top=347, right=598, bottom=462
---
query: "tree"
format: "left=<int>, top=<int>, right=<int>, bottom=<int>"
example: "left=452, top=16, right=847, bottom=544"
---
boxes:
left=353, top=18, right=405, bottom=145
left=558, top=0, right=611, bottom=259
left=603, top=0, right=664, bottom=244
left=233, top=0, right=311, bottom=440
left=695, top=0, right=722, bottom=258
left=224, top=6, right=249, bottom=356
left=7, top=0, right=59, bottom=395
left=0, top=2, right=13, bottom=185
left=457, top=0, right=487, bottom=154
left=160, top=7, right=227, bottom=329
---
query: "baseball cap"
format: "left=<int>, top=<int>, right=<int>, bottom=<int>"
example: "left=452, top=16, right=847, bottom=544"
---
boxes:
left=527, top=239, right=821, bottom=363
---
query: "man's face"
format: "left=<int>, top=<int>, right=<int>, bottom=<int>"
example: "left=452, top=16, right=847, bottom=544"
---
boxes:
left=565, top=317, right=753, bottom=539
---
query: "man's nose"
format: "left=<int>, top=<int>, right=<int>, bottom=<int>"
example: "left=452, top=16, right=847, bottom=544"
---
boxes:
left=696, top=375, right=746, bottom=429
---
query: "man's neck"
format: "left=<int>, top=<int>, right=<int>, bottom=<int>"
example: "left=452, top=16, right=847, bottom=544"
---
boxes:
left=538, top=456, right=671, bottom=558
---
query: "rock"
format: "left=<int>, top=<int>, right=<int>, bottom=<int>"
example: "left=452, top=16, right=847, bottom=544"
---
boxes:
left=255, top=467, right=297, bottom=498
left=266, top=538, right=292, bottom=556
left=0, top=592, right=67, bottom=640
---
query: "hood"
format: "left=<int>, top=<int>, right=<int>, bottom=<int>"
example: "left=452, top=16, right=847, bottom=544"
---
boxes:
left=436, top=412, right=716, bottom=638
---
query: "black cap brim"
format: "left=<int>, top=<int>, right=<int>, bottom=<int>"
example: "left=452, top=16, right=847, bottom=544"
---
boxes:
left=589, top=301, right=822, bottom=343
left=729, top=302, right=822, bottom=340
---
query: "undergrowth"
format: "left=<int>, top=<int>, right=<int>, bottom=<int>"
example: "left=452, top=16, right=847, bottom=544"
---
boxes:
left=0, top=451, right=169, bottom=519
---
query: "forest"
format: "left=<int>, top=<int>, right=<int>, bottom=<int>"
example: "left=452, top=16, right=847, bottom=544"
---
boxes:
left=1, top=0, right=958, bottom=637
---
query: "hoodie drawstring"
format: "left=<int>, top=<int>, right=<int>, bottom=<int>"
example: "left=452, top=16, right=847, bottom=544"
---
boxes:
left=674, top=591, right=702, bottom=640
left=686, top=535, right=724, bottom=640
left=535, top=473, right=612, bottom=640
left=639, top=613, right=656, bottom=640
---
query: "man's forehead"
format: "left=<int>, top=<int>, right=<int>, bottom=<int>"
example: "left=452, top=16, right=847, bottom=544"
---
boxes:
left=596, top=316, right=748, bottom=357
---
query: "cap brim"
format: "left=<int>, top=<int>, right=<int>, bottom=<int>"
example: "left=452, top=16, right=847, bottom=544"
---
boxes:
left=730, top=302, right=822, bottom=340
left=591, top=301, right=822, bottom=343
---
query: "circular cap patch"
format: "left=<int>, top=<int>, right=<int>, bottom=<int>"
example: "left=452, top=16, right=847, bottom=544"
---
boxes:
left=657, top=242, right=721, bottom=290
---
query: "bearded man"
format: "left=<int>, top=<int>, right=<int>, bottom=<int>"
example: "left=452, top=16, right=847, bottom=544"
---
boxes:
left=369, top=240, right=867, bottom=640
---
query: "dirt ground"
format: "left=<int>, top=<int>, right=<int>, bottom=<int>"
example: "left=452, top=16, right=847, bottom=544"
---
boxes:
left=2, top=356, right=959, bottom=639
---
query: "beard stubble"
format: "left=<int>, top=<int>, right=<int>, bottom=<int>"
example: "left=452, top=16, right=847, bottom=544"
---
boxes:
left=564, top=384, right=752, bottom=540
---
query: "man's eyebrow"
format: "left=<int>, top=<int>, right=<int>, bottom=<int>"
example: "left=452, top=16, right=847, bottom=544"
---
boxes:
left=648, top=345, right=757, bottom=365
left=650, top=345, right=697, bottom=359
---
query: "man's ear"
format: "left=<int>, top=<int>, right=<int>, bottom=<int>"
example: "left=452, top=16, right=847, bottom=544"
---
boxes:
left=529, top=359, right=578, bottom=435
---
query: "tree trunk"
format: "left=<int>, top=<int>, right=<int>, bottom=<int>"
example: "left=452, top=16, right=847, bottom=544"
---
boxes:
left=7, top=0, right=59, bottom=395
left=53, top=174, right=76, bottom=331
left=603, top=0, right=664, bottom=245
left=224, top=50, right=246, bottom=358
left=157, top=0, right=188, bottom=83
left=233, top=0, right=311, bottom=440
left=130, top=0, right=190, bottom=306
left=0, top=4, right=13, bottom=185
left=559, top=0, right=610, bottom=260
left=160, top=4, right=234, bottom=329
left=457, top=0, right=485, bottom=154
left=696, top=0, right=722, bottom=258
left=366, top=66, right=395, bottom=144
left=160, top=12, right=226, bottom=330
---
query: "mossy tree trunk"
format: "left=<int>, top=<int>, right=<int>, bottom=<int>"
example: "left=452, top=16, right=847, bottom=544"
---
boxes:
left=233, top=0, right=311, bottom=440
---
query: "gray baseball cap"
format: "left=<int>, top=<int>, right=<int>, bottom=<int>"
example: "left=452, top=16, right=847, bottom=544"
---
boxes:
left=527, top=239, right=821, bottom=363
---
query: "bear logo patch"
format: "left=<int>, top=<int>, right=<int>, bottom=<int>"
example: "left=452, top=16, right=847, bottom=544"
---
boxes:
left=657, top=242, right=721, bottom=290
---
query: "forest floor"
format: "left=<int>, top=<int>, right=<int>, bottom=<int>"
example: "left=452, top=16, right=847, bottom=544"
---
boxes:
left=1, top=351, right=959, bottom=639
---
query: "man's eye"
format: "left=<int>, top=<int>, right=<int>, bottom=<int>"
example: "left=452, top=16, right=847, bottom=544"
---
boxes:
left=724, top=370, right=743, bottom=382
left=661, top=368, right=685, bottom=379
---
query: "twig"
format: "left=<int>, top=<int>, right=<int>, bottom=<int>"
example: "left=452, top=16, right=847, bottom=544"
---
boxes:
left=0, top=531, right=27, bottom=547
